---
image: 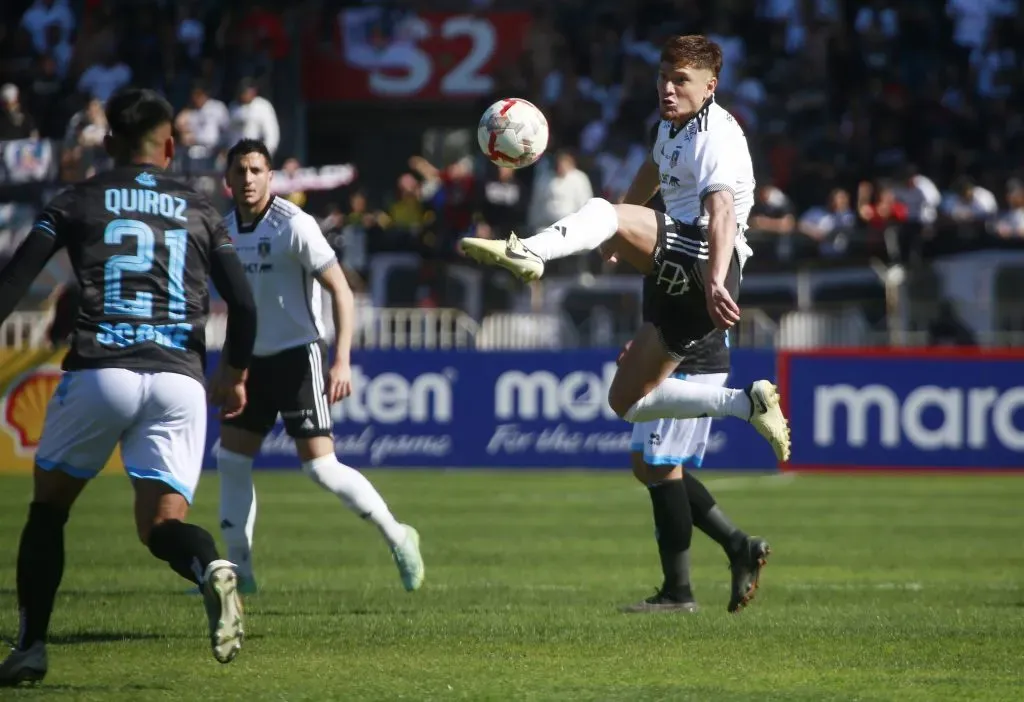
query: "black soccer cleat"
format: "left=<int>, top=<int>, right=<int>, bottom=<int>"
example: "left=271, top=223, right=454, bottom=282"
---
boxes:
left=727, top=537, right=771, bottom=613
left=621, top=588, right=699, bottom=613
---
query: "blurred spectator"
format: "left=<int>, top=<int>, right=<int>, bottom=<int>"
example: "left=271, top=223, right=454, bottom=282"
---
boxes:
left=76, top=49, right=132, bottom=103
left=749, top=182, right=797, bottom=254
left=895, top=165, right=942, bottom=227
left=526, top=150, right=593, bottom=233
left=969, top=27, right=1018, bottom=100
left=61, top=97, right=108, bottom=180
left=476, top=166, right=526, bottom=239
left=940, top=176, right=998, bottom=223
left=28, top=55, right=65, bottom=138
left=40, top=22, right=71, bottom=79
left=176, top=3, right=206, bottom=66
left=409, top=155, right=476, bottom=250
left=798, top=188, right=857, bottom=257
left=388, top=173, right=426, bottom=233
left=228, top=77, right=280, bottom=158
left=20, top=0, right=75, bottom=55
left=858, top=180, right=909, bottom=232
left=994, top=179, right=1024, bottom=239
left=176, top=81, right=230, bottom=153
left=0, top=83, right=38, bottom=140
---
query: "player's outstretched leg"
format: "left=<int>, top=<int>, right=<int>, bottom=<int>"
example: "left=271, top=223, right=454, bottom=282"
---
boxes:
left=611, top=326, right=792, bottom=462
left=299, top=440, right=424, bottom=592
left=623, top=466, right=698, bottom=613
left=461, top=198, right=653, bottom=282
left=684, top=472, right=771, bottom=612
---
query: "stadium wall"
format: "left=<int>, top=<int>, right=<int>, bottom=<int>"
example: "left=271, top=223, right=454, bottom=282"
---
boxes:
left=1, top=347, right=1020, bottom=474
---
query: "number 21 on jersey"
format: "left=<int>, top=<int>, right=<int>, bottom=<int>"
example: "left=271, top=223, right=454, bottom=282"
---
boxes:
left=103, top=218, right=187, bottom=320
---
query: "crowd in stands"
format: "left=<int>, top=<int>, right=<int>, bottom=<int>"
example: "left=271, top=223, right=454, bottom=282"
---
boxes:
left=2, top=0, right=1024, bottom=296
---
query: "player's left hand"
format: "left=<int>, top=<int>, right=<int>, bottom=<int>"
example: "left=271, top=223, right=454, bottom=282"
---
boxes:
left=327, top=362, right=353, bottom=404
left=707, top=282, right=741, bottom=330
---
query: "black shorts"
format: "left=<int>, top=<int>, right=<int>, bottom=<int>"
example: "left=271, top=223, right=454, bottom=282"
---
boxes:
left=646, top=213, right=740, bottom=364
left=222, top=340, right=333, bottom=439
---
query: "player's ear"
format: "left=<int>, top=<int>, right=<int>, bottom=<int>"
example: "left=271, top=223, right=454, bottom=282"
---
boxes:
left=163, top=134, right=175, bottom=167
left=707, top=75, right=718, bottom=97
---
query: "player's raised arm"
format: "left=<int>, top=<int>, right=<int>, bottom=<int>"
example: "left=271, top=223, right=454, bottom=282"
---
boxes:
left=0, top=204, right=69, bottom=324
left=290, top=214, right=353, bottom=404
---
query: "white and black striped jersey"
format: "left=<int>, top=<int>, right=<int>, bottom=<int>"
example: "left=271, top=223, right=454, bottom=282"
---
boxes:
left=651, top=96, right=755, bottom=265
left=226, top=196, right=337, bottom=356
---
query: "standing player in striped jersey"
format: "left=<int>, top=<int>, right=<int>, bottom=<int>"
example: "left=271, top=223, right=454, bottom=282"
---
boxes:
left=0, top=88, right=257, bottom=684
left=212, top=139, right=424, bottom=594
left=460, top=35, right=788, bottom=611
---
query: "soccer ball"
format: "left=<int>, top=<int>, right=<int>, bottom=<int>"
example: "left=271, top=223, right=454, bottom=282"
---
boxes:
left=477, top=98, right=549, bottom=169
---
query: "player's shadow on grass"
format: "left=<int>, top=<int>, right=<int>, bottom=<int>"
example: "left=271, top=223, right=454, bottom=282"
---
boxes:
left=49, top=631, right=170, bottom=645
left=17, top=683, right=174, bottom=693
left=255, top=607, right=419, bottom=617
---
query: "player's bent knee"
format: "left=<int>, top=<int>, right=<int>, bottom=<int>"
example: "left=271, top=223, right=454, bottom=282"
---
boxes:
left=608, top=385, right=640, bottom=420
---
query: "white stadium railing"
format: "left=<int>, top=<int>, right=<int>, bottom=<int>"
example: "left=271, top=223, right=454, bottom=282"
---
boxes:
left=4, top=306, right=1022, bottom=350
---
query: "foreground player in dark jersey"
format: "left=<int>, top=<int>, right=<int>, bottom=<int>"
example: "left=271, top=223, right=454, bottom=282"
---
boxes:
left=0, top=88, right=258, bottom=684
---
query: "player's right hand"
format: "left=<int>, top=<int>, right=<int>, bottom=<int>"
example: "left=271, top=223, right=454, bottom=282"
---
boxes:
left=217, top=379, right=247, bottom=420
left=209, top=365, right=247, bottom=419
left=707, top=282, right=741, bottom=330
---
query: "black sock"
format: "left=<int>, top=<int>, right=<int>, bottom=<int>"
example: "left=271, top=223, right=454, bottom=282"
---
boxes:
left=647, top=479, right=693, bottom=600
left=684, top=472, right=747, bottom=557
left=147, top=520, right=221, bottom=585
left=16, top=502, right=70, bottom=650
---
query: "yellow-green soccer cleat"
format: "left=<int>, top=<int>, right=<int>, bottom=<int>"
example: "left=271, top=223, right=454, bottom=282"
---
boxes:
left=202, top=560, right=245, bottom=664
left=460, top=232, right=545, bottom=282
left=0, top=641, right=46, bottom=687
left=391, top=525, right=425, bottom=592
left=746, top=380, right=792, bottom=463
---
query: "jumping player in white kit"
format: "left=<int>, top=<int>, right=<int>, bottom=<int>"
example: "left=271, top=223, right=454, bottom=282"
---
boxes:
left=461, top=35, right=786, bottom=611
left=210, top=138, right=424, bottom=594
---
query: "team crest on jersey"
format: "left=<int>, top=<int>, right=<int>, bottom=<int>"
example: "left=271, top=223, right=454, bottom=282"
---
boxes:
left=670, top=148, right=681, bottom=168
left=257, top=239, right=271, bottom=257
left=135, top=172, right=157, bottom=187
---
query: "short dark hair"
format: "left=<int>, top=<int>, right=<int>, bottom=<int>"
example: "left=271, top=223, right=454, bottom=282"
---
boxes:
left=226, top=138, right=272, bottom=171
left=105, top=88, right=174, bottom=152
left=660, top=35, right=724, bottom=78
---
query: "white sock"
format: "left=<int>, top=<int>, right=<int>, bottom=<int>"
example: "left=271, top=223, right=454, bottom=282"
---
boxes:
left=302, top=455, right=407, bottom=547
left=624, top=378, right=752, bottom=423
left=520, top=197, right=619, bottom=261
left=217, top=448, right=257, bottom=579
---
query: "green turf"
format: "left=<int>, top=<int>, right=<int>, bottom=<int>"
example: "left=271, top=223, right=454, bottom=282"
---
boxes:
left=0, top=470, right=1021, bottom=701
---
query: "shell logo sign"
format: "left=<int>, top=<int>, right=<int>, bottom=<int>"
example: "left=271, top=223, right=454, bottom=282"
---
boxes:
left=0, top=349, right=122, bottom=474
left=5, top=370, right=61, bottom=453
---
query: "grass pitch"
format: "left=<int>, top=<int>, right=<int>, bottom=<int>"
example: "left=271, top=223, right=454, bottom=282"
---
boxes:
left=0, top=470, right=1021, bottom=701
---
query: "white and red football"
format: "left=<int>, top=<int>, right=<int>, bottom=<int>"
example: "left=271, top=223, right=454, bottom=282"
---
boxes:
left=477, top=98, right=549, bottom=169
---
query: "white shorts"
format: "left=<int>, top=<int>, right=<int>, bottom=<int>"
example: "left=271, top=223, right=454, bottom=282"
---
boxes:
left=35, top=368, right=207, bottom=503
left=629, top=372, right=728, bottom=468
